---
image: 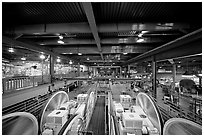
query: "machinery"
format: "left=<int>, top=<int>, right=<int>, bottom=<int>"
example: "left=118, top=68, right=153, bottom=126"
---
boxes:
left=110, top=92, right=202, bottom=135
left=2, top=86, right=202, bottom=135
left=2, top=91, right=87, bottom=135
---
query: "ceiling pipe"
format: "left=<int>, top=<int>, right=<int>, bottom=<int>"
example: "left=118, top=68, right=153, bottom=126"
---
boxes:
left=4, top=23, right=190, bottom=35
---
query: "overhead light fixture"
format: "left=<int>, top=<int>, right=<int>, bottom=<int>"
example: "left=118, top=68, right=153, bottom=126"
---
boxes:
left=87, top=57, right=90, bottom=60
left=94, top=63, right=96, bottom=65
left=148, top=63, right=151, bottom=67
left=21, top=57, right=26, bottom=61
left=57, top=39, right=64, bottom=44
left=69, top=60, right=73, bottom=64
left=138, top=33, right=143, bottom=38
left=8, top=48, right=14, bottom=53
left=59, top=35, right=63, bottom=40
left=141, top=30, right=148, bottom=34
left=56, top=58, right=61, bottom=63
left=138, top=31, right=148, bottom=38
left=40, top=54, right=45, bottom=60
left=113, top=63, right=115, bottom=64
left=197, top=74, right=202, bottom=77
left=69, top=53, right=73, bottom=55
left=123, top=52, right=128, bottom=55
left=137, top=38, right=144, bottom=43
left=78, top=53, right=82, bottom=55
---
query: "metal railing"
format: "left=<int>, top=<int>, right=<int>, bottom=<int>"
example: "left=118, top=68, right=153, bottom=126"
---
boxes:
left=2, top=72, right=88, bottom=94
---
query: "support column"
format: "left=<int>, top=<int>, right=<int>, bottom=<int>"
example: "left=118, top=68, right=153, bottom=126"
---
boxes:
left=172, top=63, right=176, bottom=91
left=124, top=67, right=127, bottom=78
left=77, top=63, right=80, bottom=77
left=172, top=63, right=178, bottom=105
left=120, top=66, right=122, bottom=77
left=41, top=60, right=44, bottom=84
left=116, top=67, right=118, bottom=77
left=49, top=55, right=54, bottom=83
left=152, top=56, right=157, bottom=99
left=128, top=65, right=130, bottom=78
left=88, top=66, right=90, bottom=77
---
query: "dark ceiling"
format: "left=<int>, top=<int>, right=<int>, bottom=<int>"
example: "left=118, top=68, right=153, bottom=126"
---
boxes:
left=2, top=2, right=202, bottom=67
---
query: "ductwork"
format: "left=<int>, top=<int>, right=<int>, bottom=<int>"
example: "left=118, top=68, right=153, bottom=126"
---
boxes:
left=4, top=23, right=190, bottom=35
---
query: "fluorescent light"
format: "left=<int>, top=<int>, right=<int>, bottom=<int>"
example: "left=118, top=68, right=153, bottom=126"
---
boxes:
left=87, top=58, right=90, bottom=60
left=137, top=38, right=144, bottom=42
left=8, top=48, right=14, bottom=53
left=78, top=53, right=82, bottom=55
left=69, top=53, right=73, bottom=54
left=57, top=40, right=64, bottom=44
left=21, top=57, right=26, bottom=61
left=123, top=52, right=128, bottom=55
left=56, top=58, right=61, bottom=62
left=40, top=54, right=45, bottom=59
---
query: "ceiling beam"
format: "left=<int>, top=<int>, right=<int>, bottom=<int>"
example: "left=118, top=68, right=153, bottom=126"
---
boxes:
left=4, top=23, right=190, bottom=34
left=122, top=28, right=202, bottom=65
left=82, top=2, right=104, bottom=61
left=53, top=45, right=154, bottom=54
left=2, top=36, right=86, bottom=65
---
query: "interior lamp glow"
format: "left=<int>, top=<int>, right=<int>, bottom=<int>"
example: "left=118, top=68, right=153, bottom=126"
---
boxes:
left=138, top=33, right=143, bottom=37
left=78, top=53, right=82, bottom=55
left=123, top=52, right=128, bottom=55
left=57, top=40, right=64, bottom=44
left=56, top=58, right=61, bottom=63
left=8, top=48, right=14, bottom=53
left=40, top=54, right=46, bottom=59
left=21, top=57, right=26, bottom=61
left=69, top=60, right=73, bottom=64
left=137, top=38, right=144, bottom=43
left=59, top=35, right=63, bottom=39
